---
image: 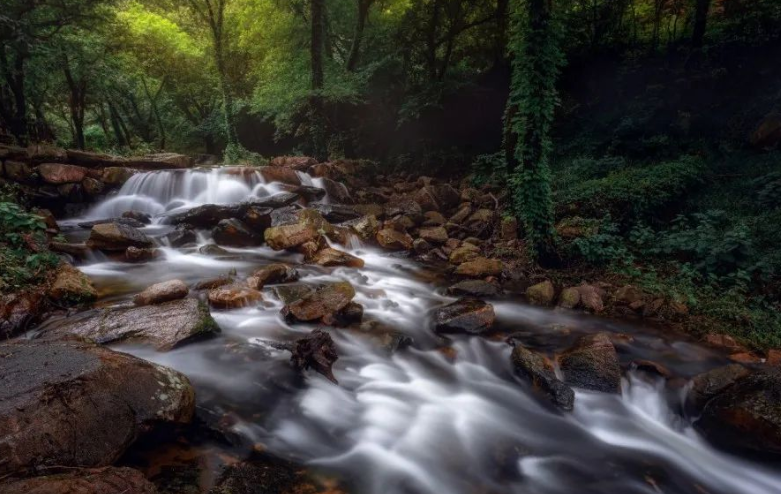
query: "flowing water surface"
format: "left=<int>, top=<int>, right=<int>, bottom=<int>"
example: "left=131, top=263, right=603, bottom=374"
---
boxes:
left=44, top=168, right=781, bottom=494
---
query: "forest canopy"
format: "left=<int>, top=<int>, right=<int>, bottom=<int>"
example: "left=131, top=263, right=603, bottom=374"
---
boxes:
left=2, top=0, right=778, bottom=159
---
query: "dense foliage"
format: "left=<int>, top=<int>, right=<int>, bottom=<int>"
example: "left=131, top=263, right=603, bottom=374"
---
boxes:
left=0, top=203, right=58, bottom=291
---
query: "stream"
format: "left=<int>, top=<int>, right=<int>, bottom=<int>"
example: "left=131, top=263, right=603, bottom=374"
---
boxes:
left=45, top=168, right=781, bottom=494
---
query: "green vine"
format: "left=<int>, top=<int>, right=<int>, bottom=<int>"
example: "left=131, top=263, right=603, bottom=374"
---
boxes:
left=505, top=0, right=565, bottom=259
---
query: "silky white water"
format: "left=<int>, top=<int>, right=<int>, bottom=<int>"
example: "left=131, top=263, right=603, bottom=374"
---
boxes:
left=55, top=168, right=781, bottom=494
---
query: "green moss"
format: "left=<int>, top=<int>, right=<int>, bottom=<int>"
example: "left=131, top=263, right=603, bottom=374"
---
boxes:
left=194, top=301, right=221, bottom=335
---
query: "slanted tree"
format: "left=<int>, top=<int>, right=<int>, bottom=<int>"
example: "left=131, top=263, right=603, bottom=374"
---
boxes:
left=505, top=0, right=565, bottom=261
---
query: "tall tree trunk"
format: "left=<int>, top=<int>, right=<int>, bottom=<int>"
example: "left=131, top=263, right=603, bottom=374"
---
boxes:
left=310, top=0, right=327, bottom=161
left=506, top=0, right=564, bottom=262
left=691, top=0, right=711, bottom=47
left=0, top=47, right=29, bottom=145
left=346, top=0, right=372, bottom=72
left=142, top=77, right=167, bottom=150
left=495, top=0, right=510, bottom=66
left=426, top=0, right=443, bottom=81
left=650, top=0, right=668, bottom=51
left=108, top=101, right=129, bottom=148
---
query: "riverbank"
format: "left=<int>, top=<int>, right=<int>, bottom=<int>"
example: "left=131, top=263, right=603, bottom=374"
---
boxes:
left=2, top=153, right=781, bottom=493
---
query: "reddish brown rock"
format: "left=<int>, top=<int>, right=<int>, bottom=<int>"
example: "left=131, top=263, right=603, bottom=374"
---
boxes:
left=455, top=257, right=503, bottom=278
left=47, top=264, right=97, bottom=307
left=37, top=163, right=86, bottom=184
left=87, top=223, right=154, bottom=251
left=269, top=156, right=317, bottom=171
left=265, top=224, right=320, bottom=251
left=212, top=219, right=262, bottom=247
left=246, top=264, right=299, bottom=289
left=283, top=282, right=356, bottom=323
left=312, top=247, right=365, bottom=268
left=133, top=280, right=189, bottom=306
left=433, top=298, right=495, bottom=334
left=511, top=344, right=574, bottom=410
left=259, top=166, right=302, bottom=186
left=209, top=284, right=263, bottom=309
left=418, top=226, right=449, bottom=245
left=0, top=467, right=158, bottom=494
left=376, top=228, right=413, bottom=251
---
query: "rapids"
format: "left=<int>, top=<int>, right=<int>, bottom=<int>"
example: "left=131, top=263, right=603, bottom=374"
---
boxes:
left=47, top=168, right=781, bottom=494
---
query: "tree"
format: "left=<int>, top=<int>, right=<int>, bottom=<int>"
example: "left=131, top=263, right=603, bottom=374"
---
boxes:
left=505, top=0, right=565, bottom=260
left=691, top=0, right=711, bottom=47
left=310, top=0, right=328, bottom=161
left=184, top=0, right=238, bottom=148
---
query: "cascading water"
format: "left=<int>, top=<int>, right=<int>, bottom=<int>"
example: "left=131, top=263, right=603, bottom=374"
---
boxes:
left=50, top=169, right=781, bottom=494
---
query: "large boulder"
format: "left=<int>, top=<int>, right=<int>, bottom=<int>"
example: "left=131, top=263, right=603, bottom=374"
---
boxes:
left=208, top=284, right=263, bottom=309
left=37, top=163, right=86, bottom=184
left=0, top=291, right=46, bottom=339
left=165, top=225, right=197, bottom=247
left=511, top=344, right=575, bottom=411
left=265, top=224, right=319, bottom=251
left=53, top=298, right=218, bottom=351
left=454, top=257, right=503, bottom=278
left=259, top=166, right=302, bottom=186
left=418, top=226, right=449, bottom=245
left=47, top=263, right=97, bottom=307
left=242, top=205, right=273, bottom=231
left=447, top=280, right=501, bottom=298
left=0, top=338, right=195, bottom=475
left=247, top=264, right=299, bottom=290
left=311, top=247, right=365, bottom=268
left=347, top=215, right=380, bottom=241
left=87, top=223, right=154, bottom=251
left=688, top=364, right=752, bottom=412
left=559, top=333, right=622, bottom=394
left=269, top=155, right=317, bottom=171
left=283, top=282, right=356, bottom=323
left=168, top=203, right=243, bottom=228
left=125, top=153, right=193, bottom=170
left=0, top=467, right=158, bottom=494
left=448, top=244, right=481, bottom=265
left=212, top=219, right=262, bottom=247
left=249, top=192, right=300, bottom=209
left=414, top=184, right=460, bottom=212
left=320, top=178, right=353, bottom=204
left=696, top=369, right=781, bottom=455
left=101, top=167, right=138, bottom=186
left=376, top=228, right=413, bottom=251
left=432, top=299, right=495, bottom=334
left=309, top=203, right=362, bottom=223
left=133, top=280, right=189, bottom=306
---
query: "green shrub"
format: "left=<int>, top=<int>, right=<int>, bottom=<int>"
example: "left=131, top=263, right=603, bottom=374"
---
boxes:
left=0, top=202, right=59, bottom=291
left=223, top=143, right=267, bottom=166
left=752, top=171, right=781, bottom=209
left=471, top=152, right=506, bottom=186
left=555, top=155, right=705, bottom=221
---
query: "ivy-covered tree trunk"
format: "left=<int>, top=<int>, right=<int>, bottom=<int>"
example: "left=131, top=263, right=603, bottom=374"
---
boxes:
left=691, top=0, right=711, bottom=47
left=310, top=0, right=328, bottom=162
left=505, top=0, right=564, bottom=261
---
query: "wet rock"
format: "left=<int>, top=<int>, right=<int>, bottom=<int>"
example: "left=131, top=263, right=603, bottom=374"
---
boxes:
left=310, top=203, right=361, bottom=223
left=448, top=244, right=481, bottom=265
left=82, top=177, right=105, bottom=197
left=264, top=223, right=319, bottom=251
left=270, top=206, right=303, bottom=227
left=696, top=369, right=781, bottom=455
left=213, top=219, right=262, bottom=247
left=447, top=280, right=501, bottom=298
left=526, top=281, right=555, bottom=306
left=385, top=198, right=423, bottom=222
left=352, top=321, right=413, bottom=354
left=0, top=338, right=194, bottom=475
left=54, top=298, right=218, bottom=351
left=0, top=291, right=45, bottom=338
left=102, top=167, right=138, bottom=186
left=455, top=257, right=504, bottom=278
left=259, top=166, right=302, bottom=186
left=275, top=284, right=315, bottom=305
left=376, top=228, right=413, bottom=251
left=47, top=263, right=97, bottom=307
left=630, top=359, right=673, bottom=379
left=433, top=298, right=495, bottom=334
left=558, top=287, right=581, bottom=309
left=450, top=205, right=472, bottom=224
left=126, top=246, right=161, bottom=263
left=122, top=210, right=152, bottom=224
left=199, top=244, right=230, bottom=256
left=423, top=211, right=447, bottom=226
left=3, top=161, right=35, bottom=184
left=346, top=214, right=380, bottom=240
left=0, top=467, right=159, bottom=494
left=559, top=333, right=622, bottom=394
left=169, top=203, right=243, bottom=228
left=283, top=282, right=355, bottom=323
left=57, top=183, right=86, bottom=202
left=193, top=276, right=234, bottom=291
left=290, top=329, right=339, bottom=384
left=511, top=344, right=575, bottom=411
left=133, top=280, right=189, bottom=306
left=249, top=192, right=299, bottom=209
left=419, top=226, right=449, bottom=245
left=78, top=217, right=146, bottom=229
left=246, top=264, right=299, bottom=289
left=50, top=241, right=89, bottom=258
left=166, top=225, right=197, bottom=247
left=242, top=205, right=274, bottom=233
left=312, top=247, right=365, bottom=268
left=688, top=364, right=751, bottom=411
left=125, top=153, right=193, bottom=170
left=320, top=177, right=353, bottom=204
left=614, top=285, right=644, bottom=305
left=296, top=208, right=334, bottom=236
left=87, top=223, right=154, bottom=251
left=293, top=185, right=326, bottom=201
left=209, top=284, right=263, bottom=309
left=38, top=163, right=86, bottom=184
